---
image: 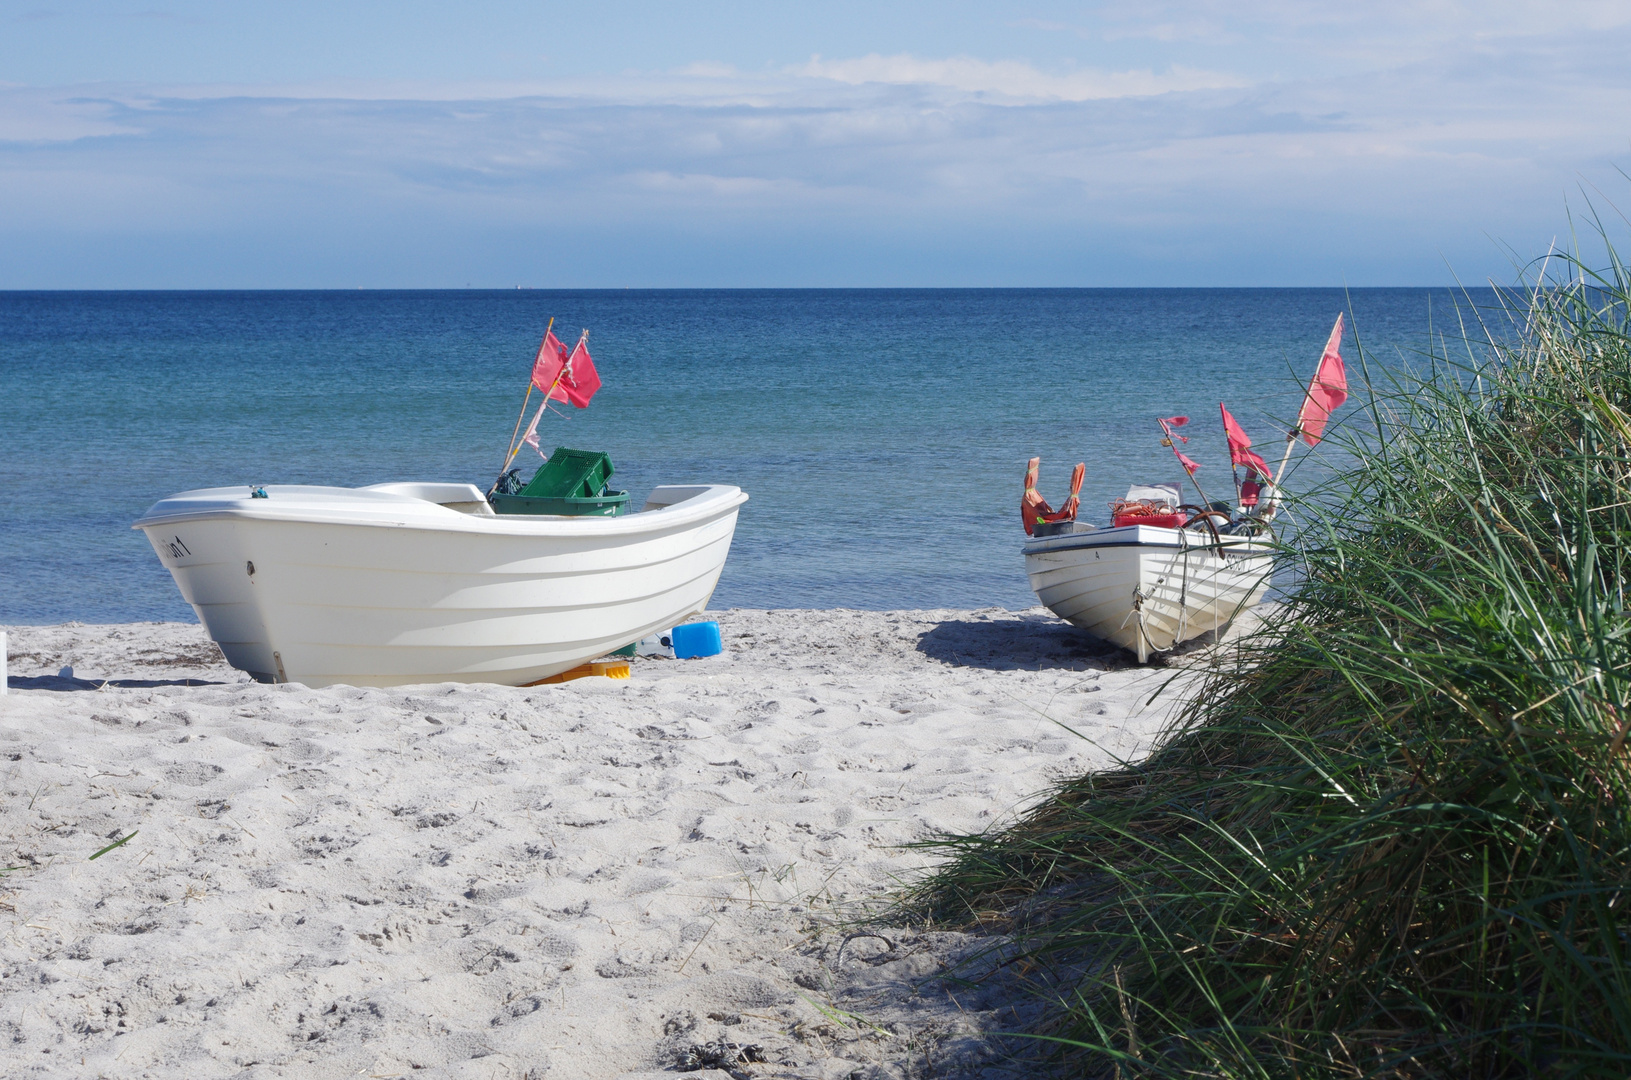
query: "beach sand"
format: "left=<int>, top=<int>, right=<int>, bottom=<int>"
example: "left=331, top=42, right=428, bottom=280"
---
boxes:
left=0, top=609, right=1196, bottom=1079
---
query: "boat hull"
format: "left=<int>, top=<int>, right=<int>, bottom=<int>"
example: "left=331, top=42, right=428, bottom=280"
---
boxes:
left=135, top=483, right=747, bottom=688
left=1024, top=525, right=1271, bottom=662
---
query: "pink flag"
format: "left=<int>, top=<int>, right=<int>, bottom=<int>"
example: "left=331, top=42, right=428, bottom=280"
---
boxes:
left=531, top=330, right=571, bottom=402
left=558, top=335, right=601, bottom=409
left=519, top=398, right=549, bottom=456
left=1157, top=416, right=1191, bottom=444
left=1298, top=314, right=1348, bottom=446
left=1157, top=414, right=1200, bottom=474
left=1220, top=403, right=1272, bottom=478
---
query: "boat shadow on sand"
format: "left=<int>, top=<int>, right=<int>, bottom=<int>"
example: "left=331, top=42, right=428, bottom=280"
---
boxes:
left=915, top=611, right=1137, bottom=672
left=916, top=609, right=1241, bottom=673
left=7, top=675, right=229, bottom=692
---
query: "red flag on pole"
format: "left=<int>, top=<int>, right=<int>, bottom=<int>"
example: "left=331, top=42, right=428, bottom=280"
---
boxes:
left=1220, top=403, right=1272, bottom=478
left=1297, top=314, right=1348, bottom=446
left=1157, top=415, right=1200, bottom=473
left=531, top=330, right=571, bottom=402
left=558, top=334, right=601, bottom=409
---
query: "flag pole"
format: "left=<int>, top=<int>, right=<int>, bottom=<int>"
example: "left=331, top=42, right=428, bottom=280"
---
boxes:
left=494, top=317, right=554, bottom=488
left=492, top=326, right=597, bottom=492
left=1266, top=315, right=1342, bottom=514
left=494, top=363, right=572, bottom=484
left=1262, top=434, right=1298, bottom=520
left=1158, top=418, right=1214, bottom=508
left=1185, top=468, right=1214, bottom=509
left=1271, top=427, right=1300, bottom=488
left=1220, top=403, right=1243, bottom=508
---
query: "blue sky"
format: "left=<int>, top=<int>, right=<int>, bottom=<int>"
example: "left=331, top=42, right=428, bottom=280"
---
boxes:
left=2, top=1, right=1628, bottom=287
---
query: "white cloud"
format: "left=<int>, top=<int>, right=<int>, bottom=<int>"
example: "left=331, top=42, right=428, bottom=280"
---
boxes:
left=1084, top=0, right=1631, bottom=40
left=0, top=12, right=1627, bottom=286
left=673, top=61, right=738, bottom=79
left=793, top=53, right=1247, bottom=101
left=0, top=85, right=145, bottom=141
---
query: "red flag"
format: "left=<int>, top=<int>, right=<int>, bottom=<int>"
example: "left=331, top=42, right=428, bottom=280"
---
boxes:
left=1298, top=314, right=1348, bottom=446
left=531, top=330, right=571, bottom=402
left=1220, top=403, right=1272, bottom=478
left=1156, top=414, right=1201, bottom=475
left=1157, top=416, right=1191, bottom=445
left=558, top=335, right=601, bottom=409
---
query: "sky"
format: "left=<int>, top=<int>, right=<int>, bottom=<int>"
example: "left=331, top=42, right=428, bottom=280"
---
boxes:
left=1, top=1, right=1628, bottom=288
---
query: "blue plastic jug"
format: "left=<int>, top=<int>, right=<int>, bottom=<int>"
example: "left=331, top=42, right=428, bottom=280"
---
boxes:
left=670, top=621, right=723, bottom=659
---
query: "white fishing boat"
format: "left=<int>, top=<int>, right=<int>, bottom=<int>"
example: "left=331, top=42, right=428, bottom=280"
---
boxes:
left=134, top=481, right=747, bottom=688
left=1023, top=517, right=1272, bottom=663
left=1018, top=314, right=1350, bottom=661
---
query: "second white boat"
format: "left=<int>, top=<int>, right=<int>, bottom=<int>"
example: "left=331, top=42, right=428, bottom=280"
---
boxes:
left=1024, top=521, right=1271, bottom=663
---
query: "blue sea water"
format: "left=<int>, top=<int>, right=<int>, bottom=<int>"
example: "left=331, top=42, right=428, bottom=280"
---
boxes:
left=0, top=289, right=1488, bottom=624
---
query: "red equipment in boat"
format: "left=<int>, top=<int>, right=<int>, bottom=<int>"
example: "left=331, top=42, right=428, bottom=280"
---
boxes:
left=1022, top=457, right=1085, bottom=536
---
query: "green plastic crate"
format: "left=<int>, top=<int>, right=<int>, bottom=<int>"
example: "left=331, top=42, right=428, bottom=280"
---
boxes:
left=489, top=489, right=630, bottom=516
left=521, top=447, right=614, bottom=499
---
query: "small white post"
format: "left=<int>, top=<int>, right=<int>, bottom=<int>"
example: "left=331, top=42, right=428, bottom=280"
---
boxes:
left=1, top=631, right=8, bottom=696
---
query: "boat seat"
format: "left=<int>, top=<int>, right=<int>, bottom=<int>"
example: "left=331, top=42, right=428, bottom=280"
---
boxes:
left=364, top=482, right=496, bottom=516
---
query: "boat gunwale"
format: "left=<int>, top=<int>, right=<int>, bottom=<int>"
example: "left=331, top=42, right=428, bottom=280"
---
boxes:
left=1022, top=524, right=1272, bottom=558
left=132, top=484, right=748, bottom=536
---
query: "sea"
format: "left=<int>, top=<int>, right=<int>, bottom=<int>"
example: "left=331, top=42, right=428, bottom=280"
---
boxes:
left=0, top=288, right=1494, bottom=624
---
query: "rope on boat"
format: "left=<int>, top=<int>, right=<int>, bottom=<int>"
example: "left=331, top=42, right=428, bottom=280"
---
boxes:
left=1121, top=586, right=1156, bottom=662
left=1176, top=529, right=1193, bottom=646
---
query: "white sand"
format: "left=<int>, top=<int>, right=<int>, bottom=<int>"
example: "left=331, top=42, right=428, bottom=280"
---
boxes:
left=0, top=610, right=1194, bottom=1079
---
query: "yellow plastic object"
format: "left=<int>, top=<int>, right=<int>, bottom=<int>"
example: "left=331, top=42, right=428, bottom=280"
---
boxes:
left=531, top=660, right=632, bottom=685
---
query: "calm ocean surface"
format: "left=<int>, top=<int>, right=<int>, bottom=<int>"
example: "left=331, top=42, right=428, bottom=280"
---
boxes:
left=0, top=289, right=1488, bottom=623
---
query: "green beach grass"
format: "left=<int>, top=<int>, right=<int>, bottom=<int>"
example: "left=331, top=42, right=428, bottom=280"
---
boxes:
left=910, top=245, right=1631, bottom=1076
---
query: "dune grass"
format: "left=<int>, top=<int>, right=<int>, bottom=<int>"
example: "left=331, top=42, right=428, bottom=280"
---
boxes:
left=910, top=248, right=1631, bottom=1077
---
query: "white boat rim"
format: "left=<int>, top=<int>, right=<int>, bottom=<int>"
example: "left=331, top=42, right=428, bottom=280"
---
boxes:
left=133, top=482, right=745, bottom=533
